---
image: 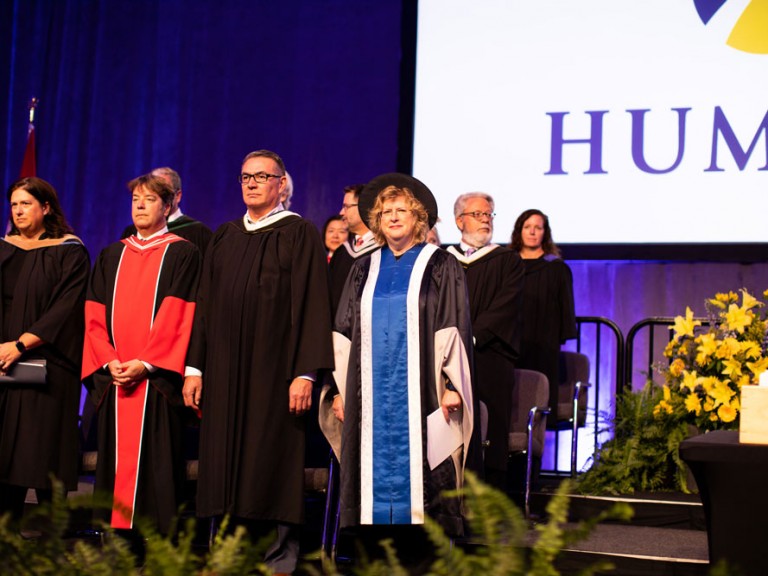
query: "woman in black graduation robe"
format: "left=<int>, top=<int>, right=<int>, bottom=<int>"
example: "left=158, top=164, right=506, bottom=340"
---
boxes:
left=0, top=177, right=89, bottom=519
left=511, top=209, right=577, bottom=412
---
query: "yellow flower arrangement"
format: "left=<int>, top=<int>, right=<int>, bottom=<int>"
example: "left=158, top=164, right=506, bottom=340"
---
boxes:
left=657, top=289, right=768, bottom=431
left=579, top=288, right=768, bottom=495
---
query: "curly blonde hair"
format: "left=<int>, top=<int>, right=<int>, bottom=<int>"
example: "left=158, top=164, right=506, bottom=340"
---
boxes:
left=368, top=186, right=429, bottom=246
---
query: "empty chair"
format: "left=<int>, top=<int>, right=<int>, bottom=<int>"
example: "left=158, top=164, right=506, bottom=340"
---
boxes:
left=508, top=368, right=550, bottom=518
left=547, top=350, right=590, bottom=477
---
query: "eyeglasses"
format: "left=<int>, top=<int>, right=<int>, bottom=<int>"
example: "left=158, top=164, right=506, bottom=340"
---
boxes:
left=380, top=208, right=411, bottom=220
left=340, top=203, right=358, bottom=210
left=239, top=172, right=282, bottom=184
left=460, top=211, right=496, bottom=220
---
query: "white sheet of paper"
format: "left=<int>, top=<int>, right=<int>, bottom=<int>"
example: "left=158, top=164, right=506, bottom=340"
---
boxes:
left=426, top=408, right=463, bottom=471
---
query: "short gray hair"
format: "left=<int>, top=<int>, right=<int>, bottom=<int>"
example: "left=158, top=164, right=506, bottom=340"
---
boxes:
left=281, top=171, right=294, bottom=209
left=453, top=192, right=495, bottom=219
left=241, top=150, right=286, bottom=175
left=151, top=166, right=182, bottom=193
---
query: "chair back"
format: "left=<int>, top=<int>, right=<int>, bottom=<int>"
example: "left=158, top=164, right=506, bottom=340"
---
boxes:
left=479, top=400, right=489, bottom=445
left=558, top=351, right=590, bottom=425
left=509, top=368, right=549, bottom=458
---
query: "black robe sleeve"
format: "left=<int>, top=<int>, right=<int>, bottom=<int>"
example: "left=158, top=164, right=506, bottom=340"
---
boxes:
left=24, top=242, right=90, bottom=360
left=471, top=249, right=524, bottom=358
left=287, top=219, right=335, bottom=379
left=556, top=259, right=578, bottom=342
left=185, top=224, right=226, bottom=373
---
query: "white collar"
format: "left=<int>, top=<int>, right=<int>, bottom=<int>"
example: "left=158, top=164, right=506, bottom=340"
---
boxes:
left=352, top=230, right=375, bottom=247
left=243, top=204, right=300, bottom=231
left=244, top=203, right=286, bottom=231
left=459, top=240, right=481, bottom=254
left=136, top=225, right=169, bottom=241
left=448, top=243, right=499, bottom=264
left=342, top=231, right=379, bottom=257
left=168, top=208, right=183, bottom=223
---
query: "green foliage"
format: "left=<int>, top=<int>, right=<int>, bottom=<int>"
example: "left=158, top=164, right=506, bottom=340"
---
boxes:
left=425, top=471, right=528, bottom=576
left=201, top=516, right=268, bottom=575
left=577, top=381, right=695, bottom=495
left=0, top=479, right=277, bottom=576
left=0, top=473, right=675, bottom=576
left=0, top=482, right=132, bottom=575
left=332, top=473, right=631, bottom=576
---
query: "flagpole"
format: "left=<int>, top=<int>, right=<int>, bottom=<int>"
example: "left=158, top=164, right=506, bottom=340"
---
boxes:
left=28, top=97, right=38, bottom=124
left=19, top=97, right=38, bottom=178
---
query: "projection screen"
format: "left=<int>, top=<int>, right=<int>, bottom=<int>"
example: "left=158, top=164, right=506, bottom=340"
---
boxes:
left=412, top=0, right=768, bottom=249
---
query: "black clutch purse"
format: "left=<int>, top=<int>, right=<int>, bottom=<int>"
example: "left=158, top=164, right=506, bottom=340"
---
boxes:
left=0, top=358, right=47, bottom=385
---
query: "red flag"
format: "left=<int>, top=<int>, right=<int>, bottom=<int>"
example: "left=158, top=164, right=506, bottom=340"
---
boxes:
left=19, top=123, right=36, bottom=178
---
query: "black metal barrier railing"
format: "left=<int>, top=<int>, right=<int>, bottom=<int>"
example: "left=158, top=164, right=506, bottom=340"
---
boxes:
left=624, top=316, right=710, bottom=391
left=545, top=314, right=723, bottom=474
left=543, top=316, right=625, bottom=474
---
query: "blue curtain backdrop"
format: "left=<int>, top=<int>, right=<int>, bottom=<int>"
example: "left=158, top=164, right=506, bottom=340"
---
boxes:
left=3, top=0, right=768, bottom=472
left=1, top=0, right=403, bottom=255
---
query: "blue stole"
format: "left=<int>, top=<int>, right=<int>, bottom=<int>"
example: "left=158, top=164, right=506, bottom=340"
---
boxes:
left=359, top=242, right=437, bottom=524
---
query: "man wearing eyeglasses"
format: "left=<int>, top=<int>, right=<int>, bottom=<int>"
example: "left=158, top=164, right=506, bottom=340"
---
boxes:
left=328, top=184, right=379, bottom=314
left=447, top=192, right=524, bottom=493
left=183, top=150, right=334, bottom=576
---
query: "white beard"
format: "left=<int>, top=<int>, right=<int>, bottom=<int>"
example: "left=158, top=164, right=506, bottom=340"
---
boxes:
left=463, top=229, right=492, bottom=248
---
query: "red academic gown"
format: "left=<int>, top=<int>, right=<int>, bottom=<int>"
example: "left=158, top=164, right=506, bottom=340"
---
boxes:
left=82, top=234, right=200, bottom=532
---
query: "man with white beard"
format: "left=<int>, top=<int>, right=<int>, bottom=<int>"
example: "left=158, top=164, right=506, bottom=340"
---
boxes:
left=447, top=192, right=524, bottom=491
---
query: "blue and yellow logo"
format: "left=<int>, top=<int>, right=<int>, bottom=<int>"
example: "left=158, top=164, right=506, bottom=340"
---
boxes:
left=694, top=0, right=768, bottom=53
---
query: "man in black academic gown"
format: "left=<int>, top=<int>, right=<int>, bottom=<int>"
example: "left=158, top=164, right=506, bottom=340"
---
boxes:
left=447, top=192, right=524, bottom=491
left=328, top=184, right=379, bottom=314
left=183, top=150, right=334, bottom=576
left=121, top=166, right=213, bottom=256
